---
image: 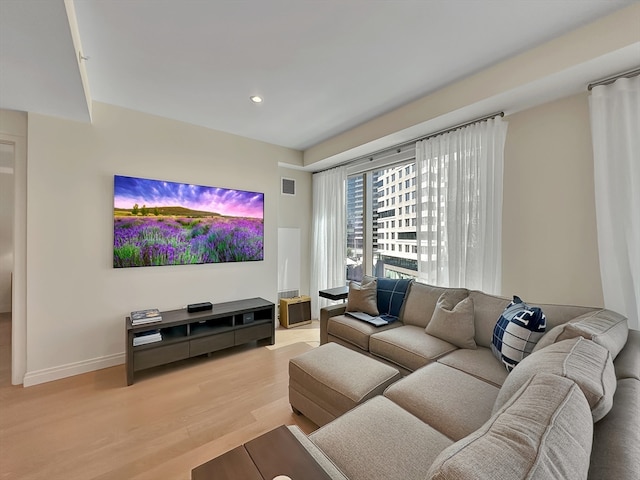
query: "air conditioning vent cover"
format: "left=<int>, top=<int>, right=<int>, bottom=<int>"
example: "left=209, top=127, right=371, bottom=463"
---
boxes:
left=281, top=177, right=296, bottom=196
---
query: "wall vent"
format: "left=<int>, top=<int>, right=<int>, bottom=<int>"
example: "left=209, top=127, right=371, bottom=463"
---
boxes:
left=278, top=289, right=299, bottom=300
left=277, top=289, right=299, bottom=319
left=281, top=177, right=296, bottom=196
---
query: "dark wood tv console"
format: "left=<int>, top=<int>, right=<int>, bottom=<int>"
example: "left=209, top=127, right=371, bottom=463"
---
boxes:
left=125, top=297, right=275, bottom=385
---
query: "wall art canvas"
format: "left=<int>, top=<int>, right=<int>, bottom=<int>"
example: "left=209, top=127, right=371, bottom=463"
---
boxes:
left=113, top=175, right=264, bottom=267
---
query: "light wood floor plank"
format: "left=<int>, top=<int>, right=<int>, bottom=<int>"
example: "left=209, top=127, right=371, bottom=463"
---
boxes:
left=0, top=315, right=321, bottom=479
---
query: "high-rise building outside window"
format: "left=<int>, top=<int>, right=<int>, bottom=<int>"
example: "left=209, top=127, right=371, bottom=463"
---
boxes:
left=346, top=162, right=418, bottom=281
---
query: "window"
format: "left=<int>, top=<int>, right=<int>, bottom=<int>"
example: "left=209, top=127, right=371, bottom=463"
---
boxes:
left=346, top=176, right=364, bottom=282
left=346, top=161, right=418, bottom=281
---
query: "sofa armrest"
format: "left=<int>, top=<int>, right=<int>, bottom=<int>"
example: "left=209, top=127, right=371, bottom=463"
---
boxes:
left=320, top=304, right=347, bottom=344
left=287, top=426, right=349, bottom=479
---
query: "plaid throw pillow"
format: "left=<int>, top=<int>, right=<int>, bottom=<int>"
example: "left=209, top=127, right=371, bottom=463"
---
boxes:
left=491, top=296, right=546, bottom=372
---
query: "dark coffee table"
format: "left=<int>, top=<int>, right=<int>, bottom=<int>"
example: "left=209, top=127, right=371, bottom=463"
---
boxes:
left=191, top=425, right=331, bottom=480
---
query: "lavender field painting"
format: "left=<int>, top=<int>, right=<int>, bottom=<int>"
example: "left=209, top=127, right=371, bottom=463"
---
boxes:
left=114, top=175, right=264, bottom=267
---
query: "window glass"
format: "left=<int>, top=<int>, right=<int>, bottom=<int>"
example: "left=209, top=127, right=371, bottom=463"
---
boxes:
left=346, top=175, right=364, bottom=282
left=346, top=162, right=418, bottom=281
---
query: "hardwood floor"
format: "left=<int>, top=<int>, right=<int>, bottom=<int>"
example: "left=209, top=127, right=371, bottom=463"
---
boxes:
left=0, top=315, right=321, bottom=480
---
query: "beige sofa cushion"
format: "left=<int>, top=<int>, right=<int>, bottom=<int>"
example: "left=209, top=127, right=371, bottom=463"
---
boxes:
left=427, top=373, right=593, bottom=480
left=327, top=314, right=400, bottom=351
left=402, top=282, right=467, bottom=328
left=437, top=347, right=508, bottom=388
left=426, top=291, right=477, bottom=349
left=589, top=378, right=640, bottom=480
left=369, top=325, right=457, bottom=372
left=613, top=328, right=640, bottom=380
left=493, top=337, right=616, bottom=422
left=345, top=279, right=379, bottom=316
left=311, top=396, right=453, bottom=480
left=533, top=309, right=628, bottom=360
left=384, top=362, right=499, bottom=441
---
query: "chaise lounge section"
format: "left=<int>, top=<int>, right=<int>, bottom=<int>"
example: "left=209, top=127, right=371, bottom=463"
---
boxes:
left=288, top=280, right=639, bottom=479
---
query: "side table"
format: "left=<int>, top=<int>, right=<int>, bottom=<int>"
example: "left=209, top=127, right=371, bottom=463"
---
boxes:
left=318, top=285, right=349, bottom=302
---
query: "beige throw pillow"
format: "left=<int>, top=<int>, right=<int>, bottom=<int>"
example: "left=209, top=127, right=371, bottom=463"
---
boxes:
left=346, top=280, right=379, bottom=316
left=426, top=291, right=477, bottom=349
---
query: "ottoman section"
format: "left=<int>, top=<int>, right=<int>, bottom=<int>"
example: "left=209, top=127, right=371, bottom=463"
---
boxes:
left=289, top=342, right=402, bottom=427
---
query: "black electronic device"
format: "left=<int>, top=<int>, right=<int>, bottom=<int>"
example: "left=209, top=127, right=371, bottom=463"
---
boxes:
left=187, top=302, right=213, bottom=313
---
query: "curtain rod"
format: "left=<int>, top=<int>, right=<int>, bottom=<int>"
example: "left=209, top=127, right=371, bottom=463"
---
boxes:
left=587, top=67, right=640, bottom=91
left=316, top=111, right=504, bottom=174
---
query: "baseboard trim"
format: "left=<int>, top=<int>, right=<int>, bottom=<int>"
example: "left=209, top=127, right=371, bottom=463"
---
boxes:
left=23, top=352, right=125, bottom=387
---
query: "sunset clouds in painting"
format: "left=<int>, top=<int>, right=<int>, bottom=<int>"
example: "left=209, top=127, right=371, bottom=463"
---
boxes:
left=114, top=175, right=263, bottom=219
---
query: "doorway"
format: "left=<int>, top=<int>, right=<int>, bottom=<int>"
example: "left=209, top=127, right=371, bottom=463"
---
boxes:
left=0, top=142, right=14, bottom=385
left=0, top=133, right=26, bottom=386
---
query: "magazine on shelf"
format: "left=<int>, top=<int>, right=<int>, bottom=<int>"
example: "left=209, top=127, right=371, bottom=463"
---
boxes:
left=133, top=329, right=162, bottom=346
left=345, top=311, right=395, bottom=327
left=131, top=308, right=162, bottom=325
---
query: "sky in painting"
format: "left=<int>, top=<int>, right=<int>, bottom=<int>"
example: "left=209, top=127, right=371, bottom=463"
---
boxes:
left=114, top=176, right=263, bottom=219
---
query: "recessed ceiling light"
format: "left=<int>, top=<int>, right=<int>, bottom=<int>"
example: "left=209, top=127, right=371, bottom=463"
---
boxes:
left=249, top=95, right=263, bottom=104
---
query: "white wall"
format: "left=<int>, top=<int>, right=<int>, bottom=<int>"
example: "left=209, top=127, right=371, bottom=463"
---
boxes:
left=0, top=109, right=28, bottom=384
left=24, top=102, right=303, bottom=385
left=277, top=166, right=312, bottom=297
left=502, top=92, right=603, bottom=307
left=303, top=3, right=640, bottom=167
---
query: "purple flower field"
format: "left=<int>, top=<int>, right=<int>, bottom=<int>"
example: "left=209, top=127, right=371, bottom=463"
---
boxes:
left=113, top=216, right=263, bottom=267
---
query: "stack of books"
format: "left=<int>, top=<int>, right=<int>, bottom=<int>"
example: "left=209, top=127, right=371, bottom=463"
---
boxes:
left=130, top=308, right=162, bottom=326
left=133, top=329, right=162, bottom=346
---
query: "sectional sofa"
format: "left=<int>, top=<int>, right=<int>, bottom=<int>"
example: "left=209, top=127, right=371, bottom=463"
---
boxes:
left=289, top=280, right=639, bottom=480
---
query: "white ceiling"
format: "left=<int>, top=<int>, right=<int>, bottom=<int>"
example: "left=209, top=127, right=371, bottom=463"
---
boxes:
left=0, top=0, right=636, bottom=153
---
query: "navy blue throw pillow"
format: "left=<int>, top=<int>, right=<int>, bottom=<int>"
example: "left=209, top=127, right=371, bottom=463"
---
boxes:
left=491, top=295, right=546, bottom=372
left=376, top=278, right=411, bottom=320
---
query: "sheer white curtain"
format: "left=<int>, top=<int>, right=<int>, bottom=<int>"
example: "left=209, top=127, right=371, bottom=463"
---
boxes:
left=311, top=166, right=347, bottom=319
left=589, top=76, right=640, bottom=330
left=415, top=116, right=507, bottom=294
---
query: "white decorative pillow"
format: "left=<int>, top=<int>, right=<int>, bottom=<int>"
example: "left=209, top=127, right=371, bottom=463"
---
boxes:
left=345, top=280, right=379, bottom=316
left=426, top=291, right=476, bottom=349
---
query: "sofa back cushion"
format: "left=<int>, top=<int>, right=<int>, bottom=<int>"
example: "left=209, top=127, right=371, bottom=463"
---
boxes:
left=427, top=373, right=593, bottom=480
left=533, top=308, right=628, bottom=360
left=403, top=282, right=467, bottom=328
left=469, top=290, right=597, bottom=349
left=493, top=337, right=616, bottom=422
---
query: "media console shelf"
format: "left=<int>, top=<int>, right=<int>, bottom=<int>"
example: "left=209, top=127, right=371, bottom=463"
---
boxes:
left=125, top=297, right=275, bottom=385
